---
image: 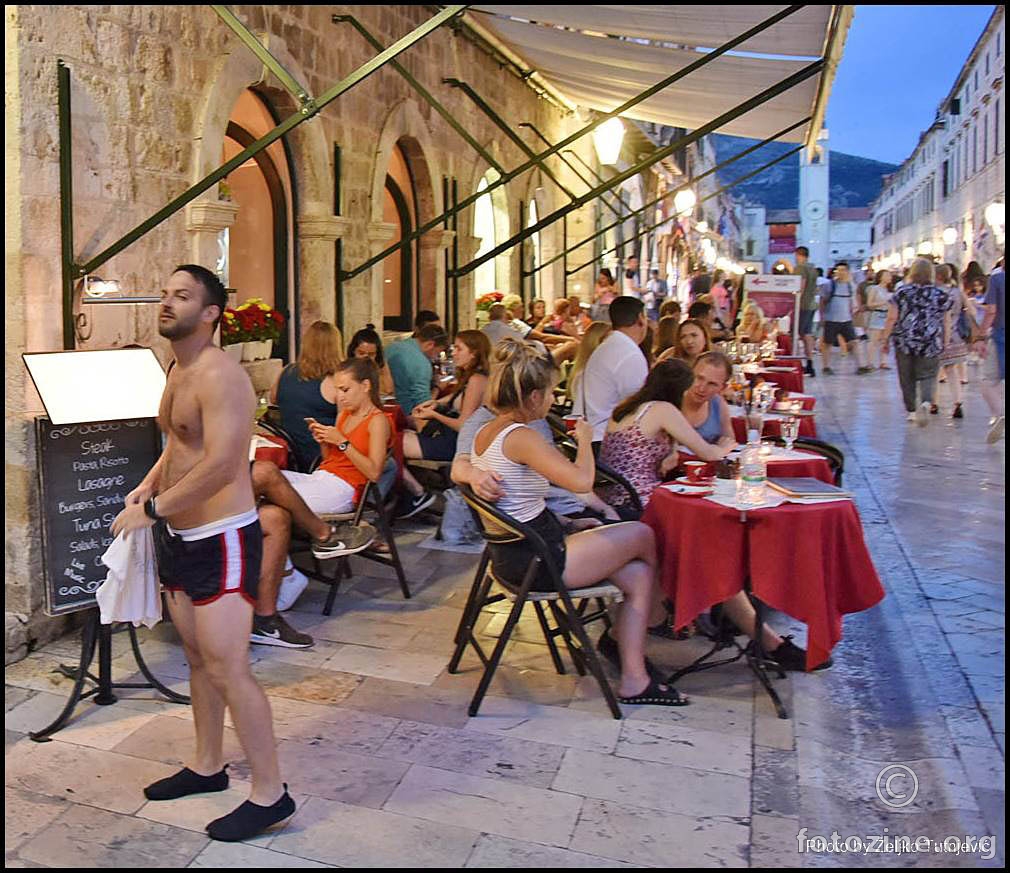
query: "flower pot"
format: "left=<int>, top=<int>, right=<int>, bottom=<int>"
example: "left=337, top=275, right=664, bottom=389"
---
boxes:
left=223, top=343, right=243, bottom=363
left=242, top=339, right=273, bottom=361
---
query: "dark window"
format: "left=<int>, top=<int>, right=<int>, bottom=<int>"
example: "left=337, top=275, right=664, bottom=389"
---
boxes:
left=942, top=160, right=950, bottom=198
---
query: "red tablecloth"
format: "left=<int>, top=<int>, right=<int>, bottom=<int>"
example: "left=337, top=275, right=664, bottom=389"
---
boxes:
left=776, top=334, right=793, bottom=355
left=732, top=414, right=817, bottom=441
left=642, top=489, right=884, bottom=670
left=754, top=368, right=804, bottom=394
left=764, top=357, right=805, bottom=374
left=677, top=449, right=832, bottom=484
left=253, top=434, right=290, bottom=469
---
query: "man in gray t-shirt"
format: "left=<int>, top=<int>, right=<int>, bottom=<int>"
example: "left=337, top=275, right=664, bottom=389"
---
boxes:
left=820, top=262, right=868, bottom=375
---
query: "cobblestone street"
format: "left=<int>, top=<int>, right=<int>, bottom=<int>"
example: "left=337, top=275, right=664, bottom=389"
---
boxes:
left=5, top=364, right=1004, bottom=868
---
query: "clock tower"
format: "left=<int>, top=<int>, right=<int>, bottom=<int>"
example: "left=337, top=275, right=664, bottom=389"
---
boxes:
left=799, top=128, right=830, bottom=270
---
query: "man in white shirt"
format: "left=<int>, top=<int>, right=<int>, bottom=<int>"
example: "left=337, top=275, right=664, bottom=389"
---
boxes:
left=572, top=296, right=649, bottom=446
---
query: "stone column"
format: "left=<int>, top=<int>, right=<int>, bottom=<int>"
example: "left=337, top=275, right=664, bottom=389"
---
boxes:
left=420, top=228, right=455, bottom=323
left=185, top=198, right=239, bottom=276
left=297, top=210, right=353, bottom=331
left=365, top=221, right=397, bottom=336
left=456, top=233, right=483, bottom=330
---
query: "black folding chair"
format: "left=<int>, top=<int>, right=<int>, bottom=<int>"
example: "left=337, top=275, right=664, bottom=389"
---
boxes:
left=449, top=487, right=625, bottom=719
left=554, top=438, right=643, bottom=516
left=292, top=453, right=411, bottom=614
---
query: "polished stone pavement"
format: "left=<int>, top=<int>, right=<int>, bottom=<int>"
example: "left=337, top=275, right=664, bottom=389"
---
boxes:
left=5, top=360, right=1004, bottom=867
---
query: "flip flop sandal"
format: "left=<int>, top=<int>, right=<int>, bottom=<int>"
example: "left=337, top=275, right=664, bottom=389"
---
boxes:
left=619, top=677, right=690, bottom=707
left=368, top=538, right=392, bottom=554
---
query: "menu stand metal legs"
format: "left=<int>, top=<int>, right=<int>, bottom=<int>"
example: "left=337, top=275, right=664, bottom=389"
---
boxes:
left=29, top=610, right=189, bottom=742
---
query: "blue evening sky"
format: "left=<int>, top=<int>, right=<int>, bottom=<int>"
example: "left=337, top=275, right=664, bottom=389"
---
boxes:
left=826, top=5, right=996, bottom=164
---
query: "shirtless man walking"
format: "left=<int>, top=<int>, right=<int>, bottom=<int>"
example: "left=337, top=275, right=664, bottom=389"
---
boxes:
left=112, top=265, right=294, bottom=841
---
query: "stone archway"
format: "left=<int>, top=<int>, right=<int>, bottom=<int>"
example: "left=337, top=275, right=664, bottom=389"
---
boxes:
left=186, top=36, right=336, bottom=334
left=364, top=99, right=449, bottom=335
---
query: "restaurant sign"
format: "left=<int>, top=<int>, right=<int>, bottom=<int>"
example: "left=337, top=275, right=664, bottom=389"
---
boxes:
left=743, top=274, right=802, bottom=340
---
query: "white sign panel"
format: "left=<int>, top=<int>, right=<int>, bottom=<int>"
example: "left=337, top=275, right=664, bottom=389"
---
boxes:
left=743, top=274, right=803, bottom=293
left=24, top=348, right=167, bottom=425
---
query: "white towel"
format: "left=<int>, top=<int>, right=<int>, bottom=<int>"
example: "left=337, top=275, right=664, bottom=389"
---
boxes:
left=96, top=528, right=162, bottom=628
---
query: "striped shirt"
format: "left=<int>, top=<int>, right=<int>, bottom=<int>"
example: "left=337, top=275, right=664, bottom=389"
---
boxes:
left=471, top=422, right=549, bottom=523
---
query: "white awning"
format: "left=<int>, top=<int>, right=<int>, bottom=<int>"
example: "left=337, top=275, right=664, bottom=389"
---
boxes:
left=468, top=6, right=843, bottom=144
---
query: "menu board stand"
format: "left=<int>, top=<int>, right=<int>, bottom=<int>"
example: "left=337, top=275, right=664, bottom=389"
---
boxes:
left=31, top=612, right=190, bottom=742
left=23, top=349, right=190, bottom=741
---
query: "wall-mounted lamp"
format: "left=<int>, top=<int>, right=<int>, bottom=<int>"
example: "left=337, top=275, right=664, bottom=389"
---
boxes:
left=592, top=117, right=626, bottom=166
left=74, top=275, right=162, bottom=343
left=673, top=188, right=697, bottom=218
left=985, top=201, right=1005, bottom=231
left=942, top=227, right=958, bottom=246
left=917, top=241, right=933, bottom=256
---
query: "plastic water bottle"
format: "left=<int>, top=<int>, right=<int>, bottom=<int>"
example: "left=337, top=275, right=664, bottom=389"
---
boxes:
left=739, top=438, right=767, bottom=507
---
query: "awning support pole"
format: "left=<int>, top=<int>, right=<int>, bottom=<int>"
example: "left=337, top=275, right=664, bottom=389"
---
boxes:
left=567, top=145, right=805, bottom=276
left=58, top=60, right=76, bottom=350
left=343, top=4, right=807, bottom=281
left=212, top=5, right=314, bottom=110
left=443, top=79, right=578, bottom=204
left=334, top=15, right=504, bottom=175
left=528, top=117, right=811, bottom=278
left=74, top=4, right=468, bottom=280
left=451, top=59, right=824, bottom=279
left=519, top=121, right=634, bottom=219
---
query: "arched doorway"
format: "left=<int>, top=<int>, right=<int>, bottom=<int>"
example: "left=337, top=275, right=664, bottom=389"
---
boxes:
left=524, top=198, right=541, bottom=300
left=382, top=143, right=419, bottom=332
left=472, top=168, right=511, bottom=299
left=221, top=90, right=294, bottom=359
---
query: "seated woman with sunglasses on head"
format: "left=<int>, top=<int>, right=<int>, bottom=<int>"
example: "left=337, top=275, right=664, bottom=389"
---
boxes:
left=469, top=338, right=689, bottom=706
left=598, top=359, right=735, bottom=509
left=346, top=325, right=395, bottom=397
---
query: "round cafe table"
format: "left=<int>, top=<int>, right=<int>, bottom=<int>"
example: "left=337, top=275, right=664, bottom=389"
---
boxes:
left=678, top=448, right=833, bottom=484
left=730, top=409, right=818, bottom=441
left=754, top=367, right=804, bottom=394
left=642, top=488, right=885, bottom=671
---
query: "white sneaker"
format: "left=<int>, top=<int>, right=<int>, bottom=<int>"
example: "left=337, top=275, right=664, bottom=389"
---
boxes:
left=986, top=416, right=1005, bottom=444
left=916, top=402, right=930, bottom=427
left=906, top=412, right=917, bottom=423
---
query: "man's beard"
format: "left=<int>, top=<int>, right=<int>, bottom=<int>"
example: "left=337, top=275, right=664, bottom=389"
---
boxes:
left=158, top=313, right=201, bottom=340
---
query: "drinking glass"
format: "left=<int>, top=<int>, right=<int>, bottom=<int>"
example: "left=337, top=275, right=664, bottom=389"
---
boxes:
left=781, top=416, right=800, bottom=451
left=255, top=395, right=269, bottom=421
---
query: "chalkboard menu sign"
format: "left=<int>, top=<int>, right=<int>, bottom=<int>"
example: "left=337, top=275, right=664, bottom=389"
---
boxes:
left=36, top=417, right=161, bottom=616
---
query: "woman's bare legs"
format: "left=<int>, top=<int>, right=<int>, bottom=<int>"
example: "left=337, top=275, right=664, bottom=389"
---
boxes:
left=398, top=432, right=427, bottom=497
left=561, top=522, right=670, bottom=698
left=721, top=591, right=782, bottom=651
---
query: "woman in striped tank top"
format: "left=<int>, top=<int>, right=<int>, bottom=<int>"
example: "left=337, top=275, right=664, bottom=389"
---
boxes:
left=471, top=339, right=688, bottom=707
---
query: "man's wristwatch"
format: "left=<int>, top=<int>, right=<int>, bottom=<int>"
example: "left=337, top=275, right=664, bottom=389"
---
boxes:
left=144, top=497, right=162, bottom=521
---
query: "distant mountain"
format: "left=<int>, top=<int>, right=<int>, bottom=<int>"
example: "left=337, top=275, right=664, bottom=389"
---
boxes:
left=712, top=134, right=899, bottom=211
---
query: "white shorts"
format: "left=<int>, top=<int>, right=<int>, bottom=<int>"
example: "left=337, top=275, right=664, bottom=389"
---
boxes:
left=282, top=469, right=356, bottom=515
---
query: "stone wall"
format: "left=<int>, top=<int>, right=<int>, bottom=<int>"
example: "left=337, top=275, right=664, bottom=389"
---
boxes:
left=5, top=4, right=604, bottom=657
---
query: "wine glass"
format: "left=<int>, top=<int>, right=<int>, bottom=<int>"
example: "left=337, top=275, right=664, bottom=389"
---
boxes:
left=781, top=416, right=800, bottom=452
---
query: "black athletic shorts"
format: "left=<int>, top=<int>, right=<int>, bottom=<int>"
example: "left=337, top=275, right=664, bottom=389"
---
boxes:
left=154, top=516, right=262, bottom=606
left=823, top=320, right=857, bottom=346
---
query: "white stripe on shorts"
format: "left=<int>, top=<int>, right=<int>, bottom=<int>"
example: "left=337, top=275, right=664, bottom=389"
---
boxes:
left=222, top=528, right=243, bottom=591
